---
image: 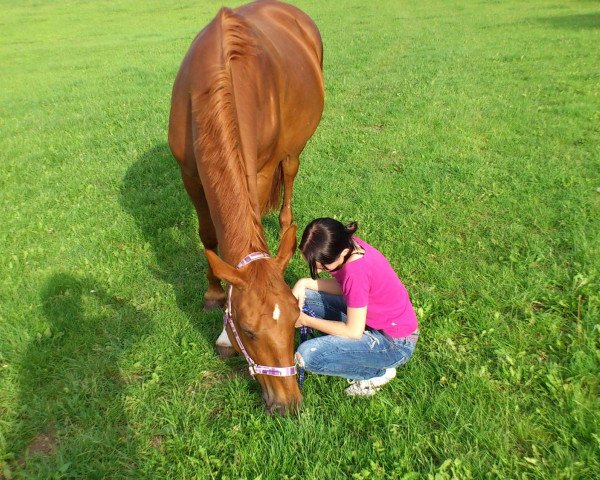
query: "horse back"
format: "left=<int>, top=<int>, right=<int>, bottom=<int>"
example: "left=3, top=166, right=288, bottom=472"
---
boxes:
left=236, top=1, right=324, bottom=153
left=168, top=1, right=324, bottom=189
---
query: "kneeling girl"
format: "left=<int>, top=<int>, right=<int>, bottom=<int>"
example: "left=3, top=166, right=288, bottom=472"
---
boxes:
left=293, top=218, right=419, bottom=396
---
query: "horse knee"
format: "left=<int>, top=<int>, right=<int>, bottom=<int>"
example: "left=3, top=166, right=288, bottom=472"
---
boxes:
left=279, top=208, right=293, bottom=232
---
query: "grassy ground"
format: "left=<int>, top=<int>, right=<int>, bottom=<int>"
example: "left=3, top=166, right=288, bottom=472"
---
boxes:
left=1, top=0, right=599, bottom=478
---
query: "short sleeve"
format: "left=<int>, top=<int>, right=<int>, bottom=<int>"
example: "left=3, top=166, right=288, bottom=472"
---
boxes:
left=342, top=271, right=369, bottom=308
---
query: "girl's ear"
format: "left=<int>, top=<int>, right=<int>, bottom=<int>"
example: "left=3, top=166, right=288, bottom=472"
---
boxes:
left=204, top=250, right=248, bottom=288
left=274, top=224, right=297, bottom=272
left=338, top=248, right=351, bottom=261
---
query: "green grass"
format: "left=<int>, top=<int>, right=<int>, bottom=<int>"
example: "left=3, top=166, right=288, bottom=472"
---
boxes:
left=1, top=0, right=599, bottom=478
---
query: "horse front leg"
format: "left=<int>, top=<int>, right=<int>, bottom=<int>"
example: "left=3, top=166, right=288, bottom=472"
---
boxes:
left=180, top=171, right=236, bottom=358
left=180, top=171, right=227, bottom=310
left=279, top=154, right=299, bottom=235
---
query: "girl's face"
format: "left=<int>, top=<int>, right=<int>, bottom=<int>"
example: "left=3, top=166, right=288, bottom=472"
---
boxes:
left=314, top=248, right=351, bottom=274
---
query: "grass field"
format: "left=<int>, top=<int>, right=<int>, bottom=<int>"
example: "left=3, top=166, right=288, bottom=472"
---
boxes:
left=1, top=0, right=599, bottom=478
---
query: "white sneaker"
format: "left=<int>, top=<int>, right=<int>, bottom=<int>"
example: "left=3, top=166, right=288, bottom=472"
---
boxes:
left=345, top=368, right=397, bottom=397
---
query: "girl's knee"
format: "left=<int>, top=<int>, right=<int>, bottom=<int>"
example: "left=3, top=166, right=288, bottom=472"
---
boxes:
left=294, top=351, right=305, bottom=367
left=304, top=288, right=321, bottom=304
left=296, top=341, right=323, bottom=370
left=295, top=342, right=312, bottom=366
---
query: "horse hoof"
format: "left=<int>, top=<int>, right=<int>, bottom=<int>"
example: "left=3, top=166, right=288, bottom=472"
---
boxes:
left=216, top=344, right=237, bottom=359
left=204, top=299, right=225, bottom=311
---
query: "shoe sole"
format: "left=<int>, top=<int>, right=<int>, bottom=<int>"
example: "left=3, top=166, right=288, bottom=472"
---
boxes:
left=345, top=386, right=381, bottom=397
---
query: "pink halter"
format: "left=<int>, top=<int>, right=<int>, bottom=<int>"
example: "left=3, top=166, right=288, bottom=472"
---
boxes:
left=223, top=252, right=297, bottom=378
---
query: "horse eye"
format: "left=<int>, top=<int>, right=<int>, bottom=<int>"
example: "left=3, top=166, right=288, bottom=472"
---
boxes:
left=242, top=328, right=257, bottom=340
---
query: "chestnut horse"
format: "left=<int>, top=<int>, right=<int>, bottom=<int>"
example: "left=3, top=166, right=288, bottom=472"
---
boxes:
left=167, top=0, right=324, bottom=414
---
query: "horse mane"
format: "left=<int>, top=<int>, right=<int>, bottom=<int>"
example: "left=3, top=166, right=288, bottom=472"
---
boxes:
left=192, top=8, right=268, bottom=256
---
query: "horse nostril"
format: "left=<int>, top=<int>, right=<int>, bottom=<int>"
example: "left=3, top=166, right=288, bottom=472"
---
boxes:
left=264, top=402, right=285, bottom=416
left=264, top=399, right=302, bottom=416
left=290, top=398, right=303, bottom=415
left=262, top=392, right=274, bottom=408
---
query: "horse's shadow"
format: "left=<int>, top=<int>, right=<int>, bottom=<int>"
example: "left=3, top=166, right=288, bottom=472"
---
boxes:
left=8, top=273, right=149, bottom=476
left=119, top=144, right=222, bottom=344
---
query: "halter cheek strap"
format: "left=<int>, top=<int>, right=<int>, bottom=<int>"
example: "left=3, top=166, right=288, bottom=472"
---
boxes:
left=223, top=252, right=297, bottom=378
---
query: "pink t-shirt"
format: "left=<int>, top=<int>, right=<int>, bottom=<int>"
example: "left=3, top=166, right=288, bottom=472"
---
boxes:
left=331, top=237, right=418, bottom=338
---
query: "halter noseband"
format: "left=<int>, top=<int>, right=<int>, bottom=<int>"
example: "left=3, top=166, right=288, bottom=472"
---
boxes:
left=224, top=252, right=297, bottom=378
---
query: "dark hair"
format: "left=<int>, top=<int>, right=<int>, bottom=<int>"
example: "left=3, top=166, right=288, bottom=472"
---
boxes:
left=299, top=218, right=358, bottom=279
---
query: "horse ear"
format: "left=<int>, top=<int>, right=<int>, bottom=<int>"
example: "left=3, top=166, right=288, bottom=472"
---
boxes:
left=204, top=250, right=247, bottom=288
left=274, top=224, right=297, bottom=272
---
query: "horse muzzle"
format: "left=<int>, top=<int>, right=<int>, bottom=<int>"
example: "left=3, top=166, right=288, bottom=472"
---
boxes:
left=261, top=377, right=303, bottom=416
left=263, top=394, right=303, bottom=416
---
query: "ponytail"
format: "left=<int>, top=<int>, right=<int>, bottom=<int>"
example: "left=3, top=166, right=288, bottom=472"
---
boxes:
left=345, top=221, right=358, bottom=235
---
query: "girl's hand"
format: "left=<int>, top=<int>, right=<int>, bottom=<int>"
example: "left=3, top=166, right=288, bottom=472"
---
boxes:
left=295, top=312, right=308, bottom=328
left=291, top=278, right=308, bottom=309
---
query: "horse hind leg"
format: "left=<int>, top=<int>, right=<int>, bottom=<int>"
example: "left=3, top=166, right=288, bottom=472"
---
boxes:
left=179, top=170, right=227, bottom=310
left=279, top=154, right=299, bottom=235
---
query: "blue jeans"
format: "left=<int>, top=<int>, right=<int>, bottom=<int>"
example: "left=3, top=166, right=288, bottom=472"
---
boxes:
left=296, top=289, right=418, bottom=381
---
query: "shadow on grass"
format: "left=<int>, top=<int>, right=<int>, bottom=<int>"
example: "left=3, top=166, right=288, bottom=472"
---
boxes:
left=539, top=12, right=600, bottom=29
left=8, top=273, right=151, bottom=477
left=119, top=143, right=222, bottom=346
left=119, top=143, right=267, bottom=397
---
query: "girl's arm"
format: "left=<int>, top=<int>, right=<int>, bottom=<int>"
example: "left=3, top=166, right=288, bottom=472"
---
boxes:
left=297, top=306, right=367, bottom=340
left=291, top=277, right=342, bottom=309
left=297, top=277, right=342, bottom=295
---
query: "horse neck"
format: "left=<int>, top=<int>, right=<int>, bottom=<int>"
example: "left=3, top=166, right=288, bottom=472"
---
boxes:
left=193, top=89, right=268, bottom=264
left=195, top=9, right=270, bottom=265
left=192, top=144, right=267, bottom=264
left=217, top=204, right=269, bottom=266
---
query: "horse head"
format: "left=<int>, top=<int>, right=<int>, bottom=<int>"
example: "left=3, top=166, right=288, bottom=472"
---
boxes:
left=205, top=226, right=302, bottom=414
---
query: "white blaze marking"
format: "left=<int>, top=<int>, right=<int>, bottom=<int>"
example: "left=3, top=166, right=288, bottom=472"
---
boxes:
left=216, top=327, right=232, bottom=347
left=273, top=304, right=280, bottom=321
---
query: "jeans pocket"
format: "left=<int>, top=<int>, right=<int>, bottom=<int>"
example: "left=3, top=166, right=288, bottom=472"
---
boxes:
left=364, top=330, right=381, bottom=350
